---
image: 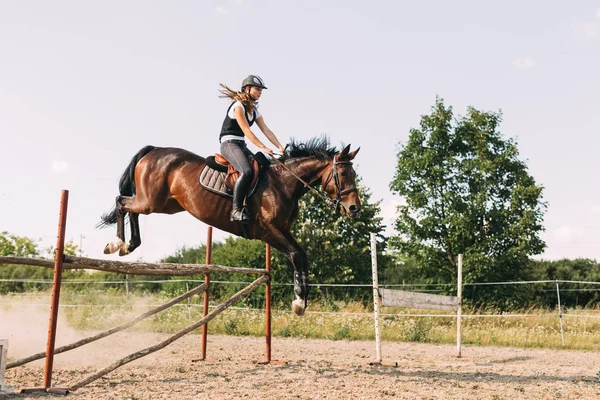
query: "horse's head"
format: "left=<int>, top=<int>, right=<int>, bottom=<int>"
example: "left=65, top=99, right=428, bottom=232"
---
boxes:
left=321, top=144, right=361, bottom=217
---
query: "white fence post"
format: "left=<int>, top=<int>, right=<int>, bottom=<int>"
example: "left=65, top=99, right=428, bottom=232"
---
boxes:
left=0, top=339, right=12, bottom=394
left=457, top=254, right=463, bottom=358
left=185, top=281, right=192, bottom=319
left=370, top=232, right=382, bottom=363
left=556, top=280, right=565, bottom=346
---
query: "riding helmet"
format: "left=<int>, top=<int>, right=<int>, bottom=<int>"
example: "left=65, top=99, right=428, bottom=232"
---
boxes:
left=241, top=75, right=267, bottom=90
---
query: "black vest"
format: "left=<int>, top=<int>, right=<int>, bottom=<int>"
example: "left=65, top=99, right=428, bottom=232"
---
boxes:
left=219, top=102, right=256, bottom=142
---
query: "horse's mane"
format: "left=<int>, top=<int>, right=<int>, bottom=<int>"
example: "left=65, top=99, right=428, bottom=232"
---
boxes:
left=281, top=136, right=338, bottom=162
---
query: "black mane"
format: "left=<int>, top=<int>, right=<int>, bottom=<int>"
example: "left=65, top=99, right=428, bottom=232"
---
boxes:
left=281, top=136, right=338, bottom=161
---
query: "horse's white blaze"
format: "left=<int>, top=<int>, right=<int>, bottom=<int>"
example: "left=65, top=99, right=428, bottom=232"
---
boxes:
left=103, top=237, right=125, bottom=255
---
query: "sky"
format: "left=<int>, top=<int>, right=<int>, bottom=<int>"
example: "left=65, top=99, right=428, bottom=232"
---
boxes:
left=1, top=1, right=599, bottom=263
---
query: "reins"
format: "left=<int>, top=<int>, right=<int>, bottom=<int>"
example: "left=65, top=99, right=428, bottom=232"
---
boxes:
left=270, top=155, right=357, bottom=212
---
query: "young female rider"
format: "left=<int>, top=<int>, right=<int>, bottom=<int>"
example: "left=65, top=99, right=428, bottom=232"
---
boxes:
left=219, top=75, right=286, bottom=222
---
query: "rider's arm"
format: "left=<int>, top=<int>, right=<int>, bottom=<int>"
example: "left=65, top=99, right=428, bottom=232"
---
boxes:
left=256, top=116, right=285, bottom=154
left=234, top=106, right=273, bottom=155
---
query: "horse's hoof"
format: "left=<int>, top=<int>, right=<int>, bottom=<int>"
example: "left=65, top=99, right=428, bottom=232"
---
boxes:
left=104, top=238, right=123, bottom=255
left=118, top=246, right=130, bottom=257
left=103, top=244, right=112, bottom=254
left=292, top=299, right=305, bottom=316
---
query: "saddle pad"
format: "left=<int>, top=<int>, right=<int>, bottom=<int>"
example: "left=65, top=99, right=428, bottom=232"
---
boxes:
left=199, top=166, right=232, bottom=198
left=198, top=165, right=261, bottom=199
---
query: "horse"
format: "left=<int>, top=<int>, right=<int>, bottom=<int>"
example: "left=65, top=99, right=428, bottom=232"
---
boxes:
left=98, top=137, right=361, bottom=315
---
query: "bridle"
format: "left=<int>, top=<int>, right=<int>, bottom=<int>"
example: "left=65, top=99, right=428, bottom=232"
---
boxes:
left=271, top=156, right=358, bottom=213
left=321, top=158, right=358, bottom=212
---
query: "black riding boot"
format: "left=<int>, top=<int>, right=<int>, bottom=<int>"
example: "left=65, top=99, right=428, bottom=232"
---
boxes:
left=231, top=173, right=250, bottom=222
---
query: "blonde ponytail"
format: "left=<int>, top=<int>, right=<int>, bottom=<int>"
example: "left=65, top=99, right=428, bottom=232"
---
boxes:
left=219, top=84, right=256, bottom=114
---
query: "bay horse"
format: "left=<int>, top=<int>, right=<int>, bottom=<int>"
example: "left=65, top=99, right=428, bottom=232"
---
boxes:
left=98, top=137, right=361, bottom=315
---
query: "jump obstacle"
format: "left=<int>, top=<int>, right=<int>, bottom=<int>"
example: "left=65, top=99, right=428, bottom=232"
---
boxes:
left=0, top=190, right=278, bottom=394
left=370, top=233, right=463, bottom=365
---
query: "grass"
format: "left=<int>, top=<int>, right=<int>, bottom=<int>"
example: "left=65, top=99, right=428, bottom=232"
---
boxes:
left=4, top=290, right=600, bottom=351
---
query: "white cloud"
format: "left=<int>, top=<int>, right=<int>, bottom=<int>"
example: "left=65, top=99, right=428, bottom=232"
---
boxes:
left=51, top=160, right=69, bottom=173
left=512, top=56, right=535, bottom=70
left=573, top=22, right=598, bottom=40
left=216, top=6, right=227, bottom=14
left=596, top=8, right=600, bottom=20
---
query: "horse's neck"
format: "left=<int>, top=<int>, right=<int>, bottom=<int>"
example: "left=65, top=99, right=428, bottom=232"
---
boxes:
left=276, top=157, right=330, bottom=197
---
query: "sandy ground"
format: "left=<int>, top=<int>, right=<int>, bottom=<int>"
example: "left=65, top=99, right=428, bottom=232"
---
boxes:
left=2, top=332, right=599, bottom=400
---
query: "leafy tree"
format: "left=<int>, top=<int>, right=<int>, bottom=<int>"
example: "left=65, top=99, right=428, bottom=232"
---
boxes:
left=389, top=98, right=547, bottom=309
left=0, top=232, right=84, bottom=293
left=272, top=179, right=391, bottom=307
left=0, top=231, right=39, bottom=257
left=528, top=259, right=600, bottom=308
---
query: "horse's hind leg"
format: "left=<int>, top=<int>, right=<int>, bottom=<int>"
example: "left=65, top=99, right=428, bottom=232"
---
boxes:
left=126, top=212, right=141, bottom=256
left=116, top=191, right=173, bottom=256
left=104, top=196, right=129, bottom=255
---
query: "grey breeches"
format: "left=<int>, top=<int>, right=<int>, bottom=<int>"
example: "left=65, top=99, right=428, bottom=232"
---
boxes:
left=220, top=140, right=254, bottom=176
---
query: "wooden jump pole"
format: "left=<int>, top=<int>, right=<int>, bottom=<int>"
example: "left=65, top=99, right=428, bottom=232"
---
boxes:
left=44, top=189, right=69, bottom=389
left=7, top=283, right=206, bottom=369
left=69, top=275, right=269, bottom=391
left=200, top=226, right=212, bottom=360
left=0, top=255, right=268, bottom=276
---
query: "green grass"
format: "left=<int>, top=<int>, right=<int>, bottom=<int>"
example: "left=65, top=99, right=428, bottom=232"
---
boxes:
left=4, top=290, right=600, bottom=351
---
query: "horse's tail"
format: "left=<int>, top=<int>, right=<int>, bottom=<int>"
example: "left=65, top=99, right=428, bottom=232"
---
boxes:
left=97, top=145, right=157, bottom=228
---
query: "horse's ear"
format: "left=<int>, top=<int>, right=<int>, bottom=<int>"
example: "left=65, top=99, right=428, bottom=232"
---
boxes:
left=339, top=144, right=351, bottom=156
left=348, top=147, right=360, bottom=160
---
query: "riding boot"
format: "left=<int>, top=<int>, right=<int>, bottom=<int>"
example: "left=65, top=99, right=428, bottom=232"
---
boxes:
left=231, top=173, right=250, bottom=222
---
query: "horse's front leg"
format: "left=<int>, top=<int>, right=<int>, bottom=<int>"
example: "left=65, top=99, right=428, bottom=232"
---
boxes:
left=265, top=229, right=309, bottom=316
left=290, top=248, right=309, bottom=316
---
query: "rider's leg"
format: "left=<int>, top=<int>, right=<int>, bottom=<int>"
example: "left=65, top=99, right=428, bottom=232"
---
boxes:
left=220, top=140, right=253, bottom=221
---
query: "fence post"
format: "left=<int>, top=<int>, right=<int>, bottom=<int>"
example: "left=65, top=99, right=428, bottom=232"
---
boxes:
left=185, top=281, right=192, bottom=319
left=456, top=254, right=463, bottom=358
left=44, top=190, right=69, bottom=389
left=370, top=232, right=382, bottom=363
left=0, top=339, right=9, bottom=393
left=125, top=274, right=130, bottom=297
left=556, top=280, right=565, bottom=346
left=201, top=226, right=212, bottom=360
left=265, top=244, right=272, bottom=363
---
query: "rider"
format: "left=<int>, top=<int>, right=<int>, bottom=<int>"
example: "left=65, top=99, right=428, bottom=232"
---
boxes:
left=219, top=75, right=286, bottom=222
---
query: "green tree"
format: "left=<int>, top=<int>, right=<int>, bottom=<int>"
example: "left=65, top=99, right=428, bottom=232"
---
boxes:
left=389, top=98, right=547, bottom=309
left=528, top=259, right=600, bottom=308
left=273, top=179, right=390, bottom=307
left=0, top=231, right=39, bottom=257
left=0, top=232, right=85, bottom=293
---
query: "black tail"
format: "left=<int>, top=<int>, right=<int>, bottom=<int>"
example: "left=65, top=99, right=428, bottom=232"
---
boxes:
left=97, top=145, right=157, bottom=229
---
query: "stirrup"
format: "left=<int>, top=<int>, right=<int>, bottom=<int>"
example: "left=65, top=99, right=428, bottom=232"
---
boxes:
left=230, top=208, right=249, bottom=222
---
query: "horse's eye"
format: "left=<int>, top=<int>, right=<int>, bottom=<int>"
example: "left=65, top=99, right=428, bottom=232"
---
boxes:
left=341, top=170, right=347, bottom=177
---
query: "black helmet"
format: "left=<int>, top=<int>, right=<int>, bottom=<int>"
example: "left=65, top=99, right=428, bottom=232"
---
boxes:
left=241, top=75, right=267, bottom=90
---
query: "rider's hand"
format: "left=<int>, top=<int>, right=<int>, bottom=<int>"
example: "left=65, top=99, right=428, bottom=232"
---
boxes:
left=278, top=146, right=286, bottom=155
left=263, top=148, right=274, bottom=156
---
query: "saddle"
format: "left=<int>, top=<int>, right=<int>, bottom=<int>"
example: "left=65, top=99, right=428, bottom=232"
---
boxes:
left=199, top=152, right=270, bottom=198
